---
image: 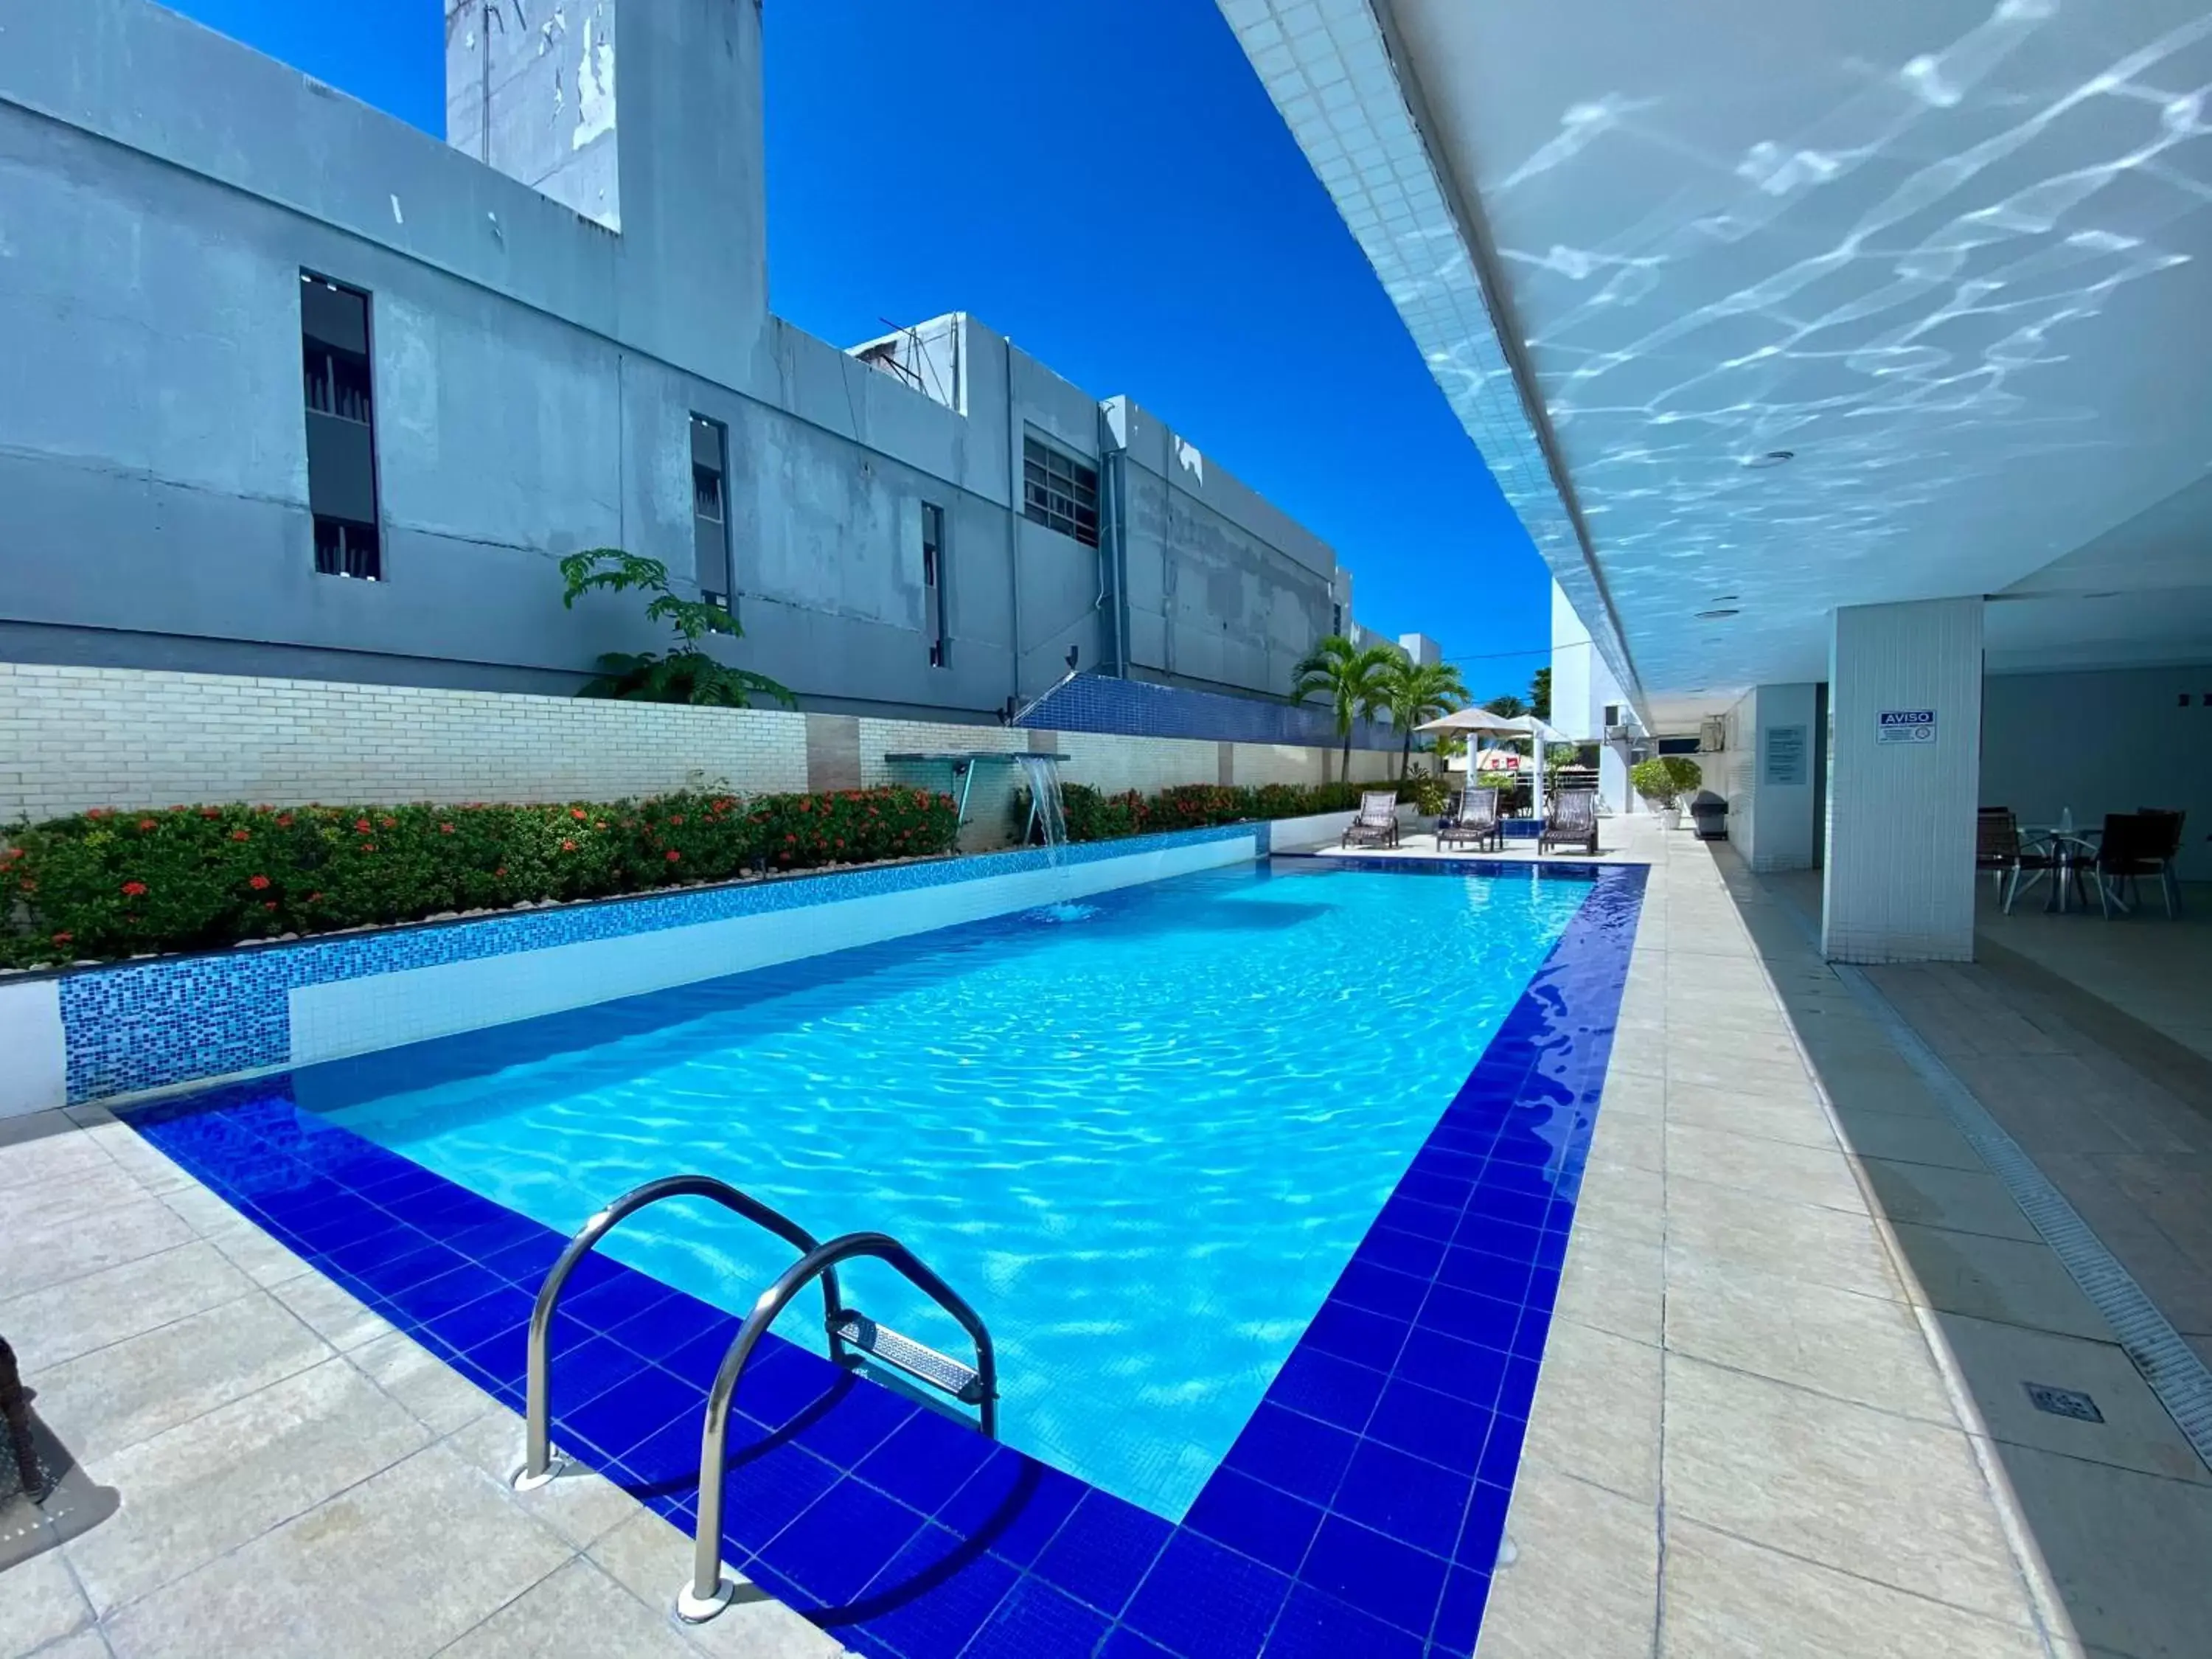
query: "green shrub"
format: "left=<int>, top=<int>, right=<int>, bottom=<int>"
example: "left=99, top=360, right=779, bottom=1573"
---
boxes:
left=1015, top=776, right=1423, bottom=846
left=1629, top=755, right=1703, bottom=809
left=1, top=786, right=959, bottom=970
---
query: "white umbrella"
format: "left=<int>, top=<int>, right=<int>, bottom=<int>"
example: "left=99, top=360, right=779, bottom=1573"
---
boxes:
left=1415, top=707, right=1527, bottom=785
left=1498, top=716, right=1571, bottom=819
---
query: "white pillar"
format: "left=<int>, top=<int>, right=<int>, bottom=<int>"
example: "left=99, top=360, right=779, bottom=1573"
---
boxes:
left=1730, top=684, right=1818, bottom=872
left=1821, top=598, right=1983, bottom=963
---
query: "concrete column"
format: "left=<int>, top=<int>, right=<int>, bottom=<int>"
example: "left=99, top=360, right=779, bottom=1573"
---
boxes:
left=1821, top=598, right=1983, bottom=963
left=1733, top=684, right=1819, bottom=872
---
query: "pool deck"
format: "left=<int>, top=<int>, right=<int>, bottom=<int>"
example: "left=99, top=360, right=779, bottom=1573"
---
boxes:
left=6, top=821, right=2208, bottom=1655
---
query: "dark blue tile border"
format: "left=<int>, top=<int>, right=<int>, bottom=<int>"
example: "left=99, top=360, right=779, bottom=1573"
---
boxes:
left=119, top=860, right=1644, bottom=1658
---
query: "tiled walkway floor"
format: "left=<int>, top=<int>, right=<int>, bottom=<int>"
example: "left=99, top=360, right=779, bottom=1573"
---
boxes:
left=10, top=822, right=2199, bottom=1656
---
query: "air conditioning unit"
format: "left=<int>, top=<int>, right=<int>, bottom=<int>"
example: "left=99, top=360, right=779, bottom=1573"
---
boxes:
left=1603, top=724, right=1634, bottom=744
left=1700, top=717, right=1728, bottom=754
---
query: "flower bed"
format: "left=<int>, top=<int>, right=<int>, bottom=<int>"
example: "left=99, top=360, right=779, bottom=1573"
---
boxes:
left=1, top=787, right=959, bottom=970
left=1045, top=779, right=1424, bottom=843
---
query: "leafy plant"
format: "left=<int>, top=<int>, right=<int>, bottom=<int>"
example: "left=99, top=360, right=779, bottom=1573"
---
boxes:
left=1377, top=658, right=1470, bottom=780
left=1630, top=755, right=1703, bottom=810
left=1404, top=773, right=1449, bottom=816
left=1290, top=636, right=1400, bottom=773
left=1482, top=693, right=1528, bottom=719
left=1529, top=666, right=1551, bottom=723
left=1, top=787, right=957, bottom=968
left=558, top=548, right=797, bottom=709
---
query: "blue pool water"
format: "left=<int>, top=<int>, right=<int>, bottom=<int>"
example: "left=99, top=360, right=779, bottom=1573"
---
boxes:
left=322, top=861, right=1589, bottom=1520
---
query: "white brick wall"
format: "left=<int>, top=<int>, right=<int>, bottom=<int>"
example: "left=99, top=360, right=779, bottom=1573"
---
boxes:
left=0, top=664, right=810, bottom=817
left=0, top=664, right=1383, bottom=827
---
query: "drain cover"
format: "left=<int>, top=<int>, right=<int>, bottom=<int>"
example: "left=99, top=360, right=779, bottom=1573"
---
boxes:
left=2024, top=1382, right=2104, bottom=1423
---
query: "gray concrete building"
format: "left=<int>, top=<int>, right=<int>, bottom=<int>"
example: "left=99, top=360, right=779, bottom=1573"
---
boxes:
left=0, top=0, right=1374, bottom=722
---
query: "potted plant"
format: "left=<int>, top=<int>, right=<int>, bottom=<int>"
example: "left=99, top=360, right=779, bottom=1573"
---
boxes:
left=1630, top=755, right=1703, bottom=830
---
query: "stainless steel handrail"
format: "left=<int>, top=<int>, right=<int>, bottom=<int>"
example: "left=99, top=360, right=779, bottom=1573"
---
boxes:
left=513, top=1175, right=844, bottom=1490
left=676, top=1231, right=998, bottom=1621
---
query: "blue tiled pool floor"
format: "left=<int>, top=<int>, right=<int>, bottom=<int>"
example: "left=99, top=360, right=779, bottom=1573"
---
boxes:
left=122, top=860, right=1644, bottom=1658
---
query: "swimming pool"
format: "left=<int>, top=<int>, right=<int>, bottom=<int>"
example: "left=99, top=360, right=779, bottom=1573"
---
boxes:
left=125, top=853, right=1645, bottom=1658
left=315, top=860, right=1587, bottom=1520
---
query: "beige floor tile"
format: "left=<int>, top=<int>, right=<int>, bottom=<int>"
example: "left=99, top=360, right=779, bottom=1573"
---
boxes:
left=1829, top=1107, right=1987, bottom=1171
left=1666, top=1122, right=1864, bottom=1211
left=444, top=1411, right=639, bottom=1551
left=1660, top=1516, right=2045, bottom=1658
left=1666, top=1053, right=1819, bottom=1102
left=1523, top=1321, right=1660, bottom=1502
left=438, top=1558, right=694, bottom=1658
left=14, top=1634, right=107, bottom=1659
left=1666, top=1085, right=1838, bottom=1150
left=0, top=1196, right=194, bottom=1304
left=1929, top=1314, right=2211, bottom=1485
left=349, top=1331, right=502, bottom=1438
left=1666, top=1175, right=1903, bottom=1302
left=1860, top=1160, right=2039, bottom=1243
left=1587, top=1107, right=1663, bottom=1174
left=1473, top=1464, right=1656, bottom=1659
left=100, top=1445, right=572, bottom=1659
left=1663, top=1248, right=1952, bottom=1422
left=1658, top=1022, right=1805, bottom=1071
left=0, top=1242, right=257, bottom=1374
left=66, top=1357, right=432, bottom=1615
left=268, top=1273, right=394, bottom=1353
left=0, top=1546, right=93, bottom=1658
left=197, top=1219, right=313, bottom=1290
left=589, top=1509, right=841, bottom=1659
left=1886, top=1222, right=2114, bottom=1341
left=8, top=1161, right=149, bottom=1231
left=1571, top=1164, right=1666, bottom=1248
left=0, top=1119, right=113, bottom=1194
left=29, top=1294, right=330, bottom=1463
left=1663, top=1354, right=2031, bottom=1624
left=1554, top=1234, right=1663, bottom=1346
left=1998, top=1444, right=2212, bottom=1658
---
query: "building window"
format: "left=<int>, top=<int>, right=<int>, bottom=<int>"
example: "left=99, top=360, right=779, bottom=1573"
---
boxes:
left=922, top=502, right=949, bottom=668
left=1022, top=435, right=1099, bottom=547
left=691, top=414, right=731, bottom=607
left=1603, top=703, right=1621, bottom=728
left=301, top=273, right=382, bottom=580
left=1332, top=603, right=1343, bottom=637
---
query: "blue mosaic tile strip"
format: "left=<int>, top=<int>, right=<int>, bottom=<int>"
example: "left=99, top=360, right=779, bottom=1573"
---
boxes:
left=119, top=860, right=1644, bottom=1658
left=1015, top=673, right=1396, bottom=751
left=59, top=823, right=1256, bottom=1104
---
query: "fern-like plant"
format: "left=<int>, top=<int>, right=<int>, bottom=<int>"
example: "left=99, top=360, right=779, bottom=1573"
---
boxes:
left=558, top=548, right=797, bottom=709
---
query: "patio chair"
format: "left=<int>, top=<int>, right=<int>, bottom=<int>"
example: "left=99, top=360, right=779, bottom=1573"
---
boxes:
left=1539, top=788, right=1599, bottom=857
left=2137, top=808, right=2188, bottom=917
left=1978, top=808, right=2056, bottom=914
left=2090, top=813, right=2175, bottom=919
left=1437, top=788, right=1501, bottom=852
left=1340, top=789, right=1402, bottom=849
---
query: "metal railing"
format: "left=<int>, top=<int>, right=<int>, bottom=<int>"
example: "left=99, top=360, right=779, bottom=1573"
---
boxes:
left=677, top=1231, right=997, bottom=1622
left=513, top=1175, right=843, bottom=1491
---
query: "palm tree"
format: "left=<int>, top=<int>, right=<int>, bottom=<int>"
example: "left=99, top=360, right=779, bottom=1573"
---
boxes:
left=1482, top=693, right=1528, bottom=719
left=1379, top=658, right=1470, bottom=779
left=1291, top=636, right=1399, bottom=776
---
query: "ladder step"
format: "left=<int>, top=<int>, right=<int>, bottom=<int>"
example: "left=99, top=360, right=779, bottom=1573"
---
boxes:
left=834, top=1310, right=988, bottom=1405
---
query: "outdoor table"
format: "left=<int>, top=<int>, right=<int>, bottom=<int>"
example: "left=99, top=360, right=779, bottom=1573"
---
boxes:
left=2021, top=826, right=2101, bottom=914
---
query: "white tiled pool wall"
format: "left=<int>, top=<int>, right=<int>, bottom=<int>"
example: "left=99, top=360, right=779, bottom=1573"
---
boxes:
left=0, top=828, right=1260, bottom=1119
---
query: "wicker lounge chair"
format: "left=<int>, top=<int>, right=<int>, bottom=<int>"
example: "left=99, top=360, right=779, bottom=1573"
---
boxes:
left=1437, top=789, right=1500, bottom=852
left=1538, top=788, right=1599, bottom=857
left=1340, top=790, right=1402, bottom=849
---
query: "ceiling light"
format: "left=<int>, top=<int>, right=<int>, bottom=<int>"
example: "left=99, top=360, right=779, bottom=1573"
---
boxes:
left=1695, top=608, right=1742, bottom=619
left=1743, top=450, right=1795, bottom=469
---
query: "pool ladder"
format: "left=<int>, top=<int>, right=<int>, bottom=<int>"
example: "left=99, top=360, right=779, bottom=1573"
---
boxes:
left=508, top=1175, right=998, bottom=1623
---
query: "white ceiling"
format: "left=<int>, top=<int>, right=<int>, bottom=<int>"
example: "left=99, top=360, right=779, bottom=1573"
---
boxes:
left=1220, top=0, right=2212, bottom=720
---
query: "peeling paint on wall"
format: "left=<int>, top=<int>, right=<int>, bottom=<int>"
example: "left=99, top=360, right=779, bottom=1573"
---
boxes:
left=1174, top=435, right=1205, bottom=484
left=572, top=14, right=615, bottom=152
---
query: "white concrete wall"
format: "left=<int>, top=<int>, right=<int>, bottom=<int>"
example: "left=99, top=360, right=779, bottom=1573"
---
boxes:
left=0, top=978, right=66, bottom=1119
left=1982, top=664, right=2212, bottom=881
left=1823, top=599, right=1984, bottom=964
left=1552, top=581, right=1640, bottom=815
left=1722, top=684, right=1819, bottom=873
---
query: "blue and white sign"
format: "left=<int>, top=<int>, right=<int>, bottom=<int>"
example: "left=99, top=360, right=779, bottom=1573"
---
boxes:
left=1877, top=709, right=1937, bottom=745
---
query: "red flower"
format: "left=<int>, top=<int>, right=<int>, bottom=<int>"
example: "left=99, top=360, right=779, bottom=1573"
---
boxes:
left=230, top=829, right=251, bottom=842
left=785, top=833, right=798, bottom=844
left=51, top=932, right=72, bottom=945
left=355, top=818, right=372, bottom=832
left=380, top=816, right=396, bottom=830
left=276, top=814, right=294, bottom=827
left=18, top=878, right=37, bottom=892
left=560, top=838, right=577, bottom=852
left=494, top=866, right=508, bottom=877
left=798, top=799, right=812, bottom=813
left=362, top=844, right=377, bottom=853
left=669, top=815, right=685, bottom=826
left=665, top=850, right=681, bottom=863
left=307, top=891, right=324, bottom=902
left=200, top=807, right=220, bottom=819
left=439, top=823, right=455, bottom=835
left=571, top=808, right=588, bottom=821
left=137, top=818, right=158, bottom=832
left=262, top=900, right=278, bottom=911
left=122, top=880, right=148, bottom=897
left=248, top=874, right=271, bottom=890
left=834, top=838, right=844, bottom=849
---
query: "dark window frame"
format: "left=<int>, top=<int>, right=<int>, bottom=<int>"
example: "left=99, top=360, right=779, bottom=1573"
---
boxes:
left=922, top=501, right=949, bottom=668
left=301, top=271, right=383, bottom=581
left=691, top=413, right=733, bottom=610
left=1021, top=434, right=1099, bottom=548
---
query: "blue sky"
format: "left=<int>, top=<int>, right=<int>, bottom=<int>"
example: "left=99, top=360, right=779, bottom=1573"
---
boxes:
left=165, top=0, right=1550, bottom=703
